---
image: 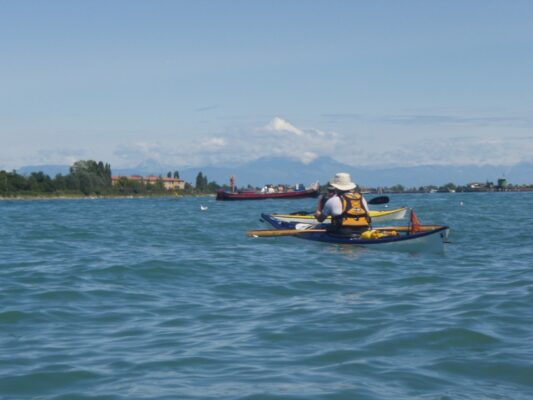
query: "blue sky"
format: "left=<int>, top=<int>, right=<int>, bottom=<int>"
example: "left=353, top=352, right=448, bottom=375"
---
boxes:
left=1, top=0, right=532, bottom=170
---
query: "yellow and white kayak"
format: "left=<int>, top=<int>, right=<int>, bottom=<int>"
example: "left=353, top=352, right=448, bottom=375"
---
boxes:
left=271, top=207, right=407, bottom=224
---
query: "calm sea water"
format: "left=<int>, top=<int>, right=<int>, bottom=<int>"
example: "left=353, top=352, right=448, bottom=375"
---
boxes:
left=1, top=193, right=532, bottom=399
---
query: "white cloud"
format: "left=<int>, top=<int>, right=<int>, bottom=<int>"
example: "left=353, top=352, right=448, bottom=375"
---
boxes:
left=336, top=135, right=533, bottom=167
left=112, top=117, right=336, bottom=167
left=35, top=148, right=87, bottom=165
left=265, top=117, right=304, bottom=136
left=249, top=118, right=341, bottom=163
left=301, top=152, right=318, bottom=164
left=113, top=135, right=229, bottom=168
left=115, top=142, right=166, bottom=163
left=201, top=137, right=226, bottom=149
left=109, top=117, right=532, bottom=169
left=314, top=129, right=337, bottom=137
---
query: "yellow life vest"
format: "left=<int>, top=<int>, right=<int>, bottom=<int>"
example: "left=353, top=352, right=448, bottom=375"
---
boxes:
left=333, top=192, right=371, bottom=228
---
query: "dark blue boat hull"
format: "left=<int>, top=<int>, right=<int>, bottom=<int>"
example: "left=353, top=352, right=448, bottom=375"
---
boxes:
left=261, top=213, right=450, bottom=247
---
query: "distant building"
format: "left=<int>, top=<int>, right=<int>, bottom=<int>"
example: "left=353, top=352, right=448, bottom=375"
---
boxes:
left=111, top=175, right=185, bottom=190
left=467, top=182, right=495, bottom=191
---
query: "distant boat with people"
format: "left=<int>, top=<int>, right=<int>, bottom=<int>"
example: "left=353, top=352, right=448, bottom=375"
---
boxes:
left=216, top=178, right=320, bottom=201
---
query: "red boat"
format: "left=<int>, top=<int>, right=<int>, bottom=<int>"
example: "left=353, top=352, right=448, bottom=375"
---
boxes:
left=216, top=182, right=320, bottom=201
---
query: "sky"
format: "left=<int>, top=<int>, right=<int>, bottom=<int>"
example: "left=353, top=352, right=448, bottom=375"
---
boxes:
left=1, top=0, right=532, bottom=171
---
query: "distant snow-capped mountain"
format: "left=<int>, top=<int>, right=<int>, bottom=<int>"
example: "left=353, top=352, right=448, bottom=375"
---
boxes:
left=178, top=157, right=533, bottom=187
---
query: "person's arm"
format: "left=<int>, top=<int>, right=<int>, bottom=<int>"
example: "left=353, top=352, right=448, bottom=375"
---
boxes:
left=315, top=196, right=341, bottom=222
left=315, top=210, right=326, bottom=222
left=361, top=195, right=372, bottom=223
left=361, top=196, right=370, bottom=213
left=315, top=205, right=326, bottom=222
left=315, top=194, right=327, bottom=213
left=315, top=196, right=331, bottom=222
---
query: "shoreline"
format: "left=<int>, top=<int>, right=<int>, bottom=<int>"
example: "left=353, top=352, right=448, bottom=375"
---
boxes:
left=1, top=190, right=530, bottom=202
left=0, top=194, right=217, bottom=201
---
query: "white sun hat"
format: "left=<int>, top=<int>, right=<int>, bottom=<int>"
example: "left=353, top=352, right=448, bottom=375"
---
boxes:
left=329, top=172, right=356, bottom=191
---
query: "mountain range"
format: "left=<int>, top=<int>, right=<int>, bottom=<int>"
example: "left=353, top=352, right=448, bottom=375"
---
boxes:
left=16, top=157, right=533, bottom=188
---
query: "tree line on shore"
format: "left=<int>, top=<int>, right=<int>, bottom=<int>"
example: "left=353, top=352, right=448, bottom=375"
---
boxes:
left=2, top=159, right=530, bottom=198
left=0, top=160, right=222, bottom=197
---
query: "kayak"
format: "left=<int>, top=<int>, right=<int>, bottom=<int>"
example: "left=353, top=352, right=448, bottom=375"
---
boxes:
left=271, top=207, right=407, bottom=223
left=258, top=213, right=450, bottom=250
left=216, top=183, right=320, bottom=201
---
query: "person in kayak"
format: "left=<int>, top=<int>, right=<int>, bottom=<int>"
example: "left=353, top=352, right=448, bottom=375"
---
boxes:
left=315, top=184, right=336, bottom=214
left=314, top=172, right=371, bottom=234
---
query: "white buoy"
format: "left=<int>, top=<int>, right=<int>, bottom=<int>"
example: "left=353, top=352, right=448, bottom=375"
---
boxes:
left=459, top=201, right=464, bottom=206
left=200, top=205, right=208, bottom=211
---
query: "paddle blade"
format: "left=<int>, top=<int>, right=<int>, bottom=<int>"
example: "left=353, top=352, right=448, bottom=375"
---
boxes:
left=368, top=196, right=389, bottom=205
left=247, top=229, right=326, bottom=237
left=409, top=208, right=422, bottom=233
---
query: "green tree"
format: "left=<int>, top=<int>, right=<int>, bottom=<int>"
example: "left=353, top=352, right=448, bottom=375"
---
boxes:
left=173, top=170, right=180, bottom=179
left=390, top=184, right=405, bottom=193
left=53, top=174, right=67, bottom=192
left=0, top=171, right=7, bottom=194
left=105, top=163, right=112, bottom=179
left=78, top=172, right=93, bottom=195
left=195, top=172, right=205, bottom=192
left=8, top=171, right=29, bottom=192
left=207, top=180, right=221, bottom=192
left=0, top=171, right=8, bottom=194
left=181, top=182, right=194, bottom=194
left=69, top=160, right=112, bottom=194
left=114, top=177, right=145, bottom=194
left=28, top=172, right=54, bottom=193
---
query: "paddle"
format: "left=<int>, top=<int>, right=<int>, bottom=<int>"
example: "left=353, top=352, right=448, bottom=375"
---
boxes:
left=367, top=195, right=389, bottom=205
left=247, top=228, right=327, bottom=237
left=288, top=195, right=390, bottom=215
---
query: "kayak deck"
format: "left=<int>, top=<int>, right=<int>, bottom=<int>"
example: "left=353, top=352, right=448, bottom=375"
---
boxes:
left=272, top=207, right=407, bottom=223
